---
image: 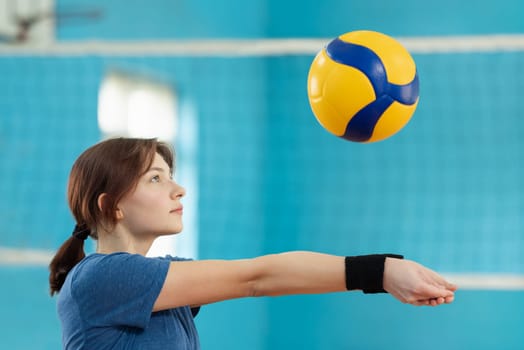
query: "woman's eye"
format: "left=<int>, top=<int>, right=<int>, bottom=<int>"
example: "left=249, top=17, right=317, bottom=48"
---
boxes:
left=151, top=175, right=161, bottom=183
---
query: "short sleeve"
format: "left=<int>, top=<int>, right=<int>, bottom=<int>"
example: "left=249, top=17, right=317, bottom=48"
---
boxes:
left=72, top=253, right=170, bottom=329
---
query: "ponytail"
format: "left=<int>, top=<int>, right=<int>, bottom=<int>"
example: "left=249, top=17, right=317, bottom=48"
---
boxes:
left=48, top=225, right=90, bottom=296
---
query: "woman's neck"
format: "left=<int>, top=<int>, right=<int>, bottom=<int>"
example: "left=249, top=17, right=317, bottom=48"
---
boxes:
left=96, top=226, right=154, bottom=256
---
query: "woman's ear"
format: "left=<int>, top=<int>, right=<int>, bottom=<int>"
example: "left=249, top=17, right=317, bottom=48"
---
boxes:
left=97, top=193, right=107, bottom=213
left=96, top=193, right=124, bottom=220
left=97, top=193, right=124, bottom=220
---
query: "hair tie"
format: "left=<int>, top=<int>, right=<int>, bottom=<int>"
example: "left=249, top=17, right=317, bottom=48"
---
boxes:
left=72, top=224, right=90, bottom=241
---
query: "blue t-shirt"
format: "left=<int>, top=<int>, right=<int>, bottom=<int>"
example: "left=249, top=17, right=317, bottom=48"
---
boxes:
left=57, top=253, right=200, bottom=350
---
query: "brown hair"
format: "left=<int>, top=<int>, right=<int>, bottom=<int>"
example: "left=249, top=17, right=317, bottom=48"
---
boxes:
left=49, top=137, right=174, bottom=295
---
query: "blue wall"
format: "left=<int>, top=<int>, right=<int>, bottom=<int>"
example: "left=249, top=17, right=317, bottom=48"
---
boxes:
left=1, top=0, right=524, bottom=349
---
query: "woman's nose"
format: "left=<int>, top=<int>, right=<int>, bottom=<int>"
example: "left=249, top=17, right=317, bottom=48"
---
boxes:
left=171, top=181, right=186, bottom=198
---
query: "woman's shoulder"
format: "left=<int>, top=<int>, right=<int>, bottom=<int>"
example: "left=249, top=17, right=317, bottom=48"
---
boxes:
left=80, top=252, right=171, bottom=265
left=76, top=252, right=137, bottom=270
left=71, top=253, right=169, bottom=286
left=69, top=253, right=192, bottom=283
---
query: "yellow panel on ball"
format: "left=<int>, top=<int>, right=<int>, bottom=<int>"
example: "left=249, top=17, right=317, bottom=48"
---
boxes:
left=307, top=30, right=420, bottom=143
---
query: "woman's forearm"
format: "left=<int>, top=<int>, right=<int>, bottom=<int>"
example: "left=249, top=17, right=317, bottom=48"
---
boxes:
left=251, top=251, right=346, bottom=296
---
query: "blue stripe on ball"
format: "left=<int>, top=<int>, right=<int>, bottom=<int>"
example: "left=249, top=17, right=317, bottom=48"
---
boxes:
left=326, top=38, right=419, bottom=105
left=343, top=95, right=394, bottom=142
left=326, top=38, right=388, bottom=96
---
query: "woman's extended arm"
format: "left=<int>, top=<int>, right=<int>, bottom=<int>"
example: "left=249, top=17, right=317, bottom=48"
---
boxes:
left=153, top=252, right=456, bottom=311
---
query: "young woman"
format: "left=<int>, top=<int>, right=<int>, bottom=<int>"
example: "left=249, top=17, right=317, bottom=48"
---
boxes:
left=49, top=137, right=457, bottom=350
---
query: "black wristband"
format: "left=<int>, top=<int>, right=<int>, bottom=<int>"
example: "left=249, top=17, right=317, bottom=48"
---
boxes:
left=345, top=254, right=404, bottom=294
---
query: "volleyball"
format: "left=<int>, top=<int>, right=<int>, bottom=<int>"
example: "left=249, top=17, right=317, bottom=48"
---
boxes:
left=307, top=30, right=419, bottom=143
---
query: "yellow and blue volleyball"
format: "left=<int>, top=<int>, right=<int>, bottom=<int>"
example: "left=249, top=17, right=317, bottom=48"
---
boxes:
left=307, top=30, right=419, bottom=143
